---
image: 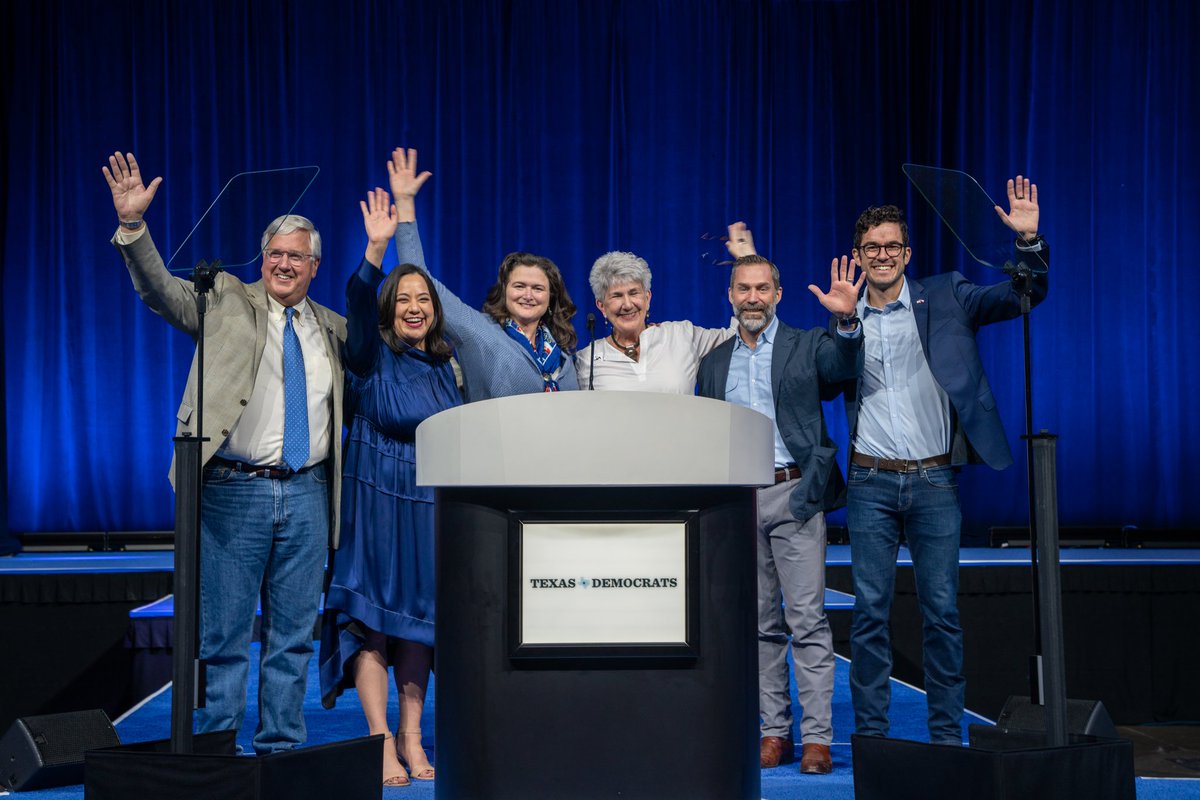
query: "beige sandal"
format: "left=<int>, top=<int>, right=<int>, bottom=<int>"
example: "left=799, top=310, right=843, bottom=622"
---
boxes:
left=380, top=733, right=411, bottom=787
left=396, top=731, right=436, bottom=781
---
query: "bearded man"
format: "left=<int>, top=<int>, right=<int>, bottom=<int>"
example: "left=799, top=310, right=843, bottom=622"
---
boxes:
left=697, top=250, right=863, bottom=775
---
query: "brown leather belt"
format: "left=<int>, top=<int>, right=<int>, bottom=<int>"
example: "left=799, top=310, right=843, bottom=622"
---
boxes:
left=208, top=457, right=322, bottom=480
left=774, top=464, right=802, bottom=484
left=850, top=452, right=952, bottom=474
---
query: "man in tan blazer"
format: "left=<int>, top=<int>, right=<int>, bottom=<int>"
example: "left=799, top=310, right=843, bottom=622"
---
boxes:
left=104, top=152, right=346, bottom=754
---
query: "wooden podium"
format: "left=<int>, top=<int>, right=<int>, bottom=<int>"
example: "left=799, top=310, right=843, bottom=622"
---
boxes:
left=417, top=391, right=771, bottom=799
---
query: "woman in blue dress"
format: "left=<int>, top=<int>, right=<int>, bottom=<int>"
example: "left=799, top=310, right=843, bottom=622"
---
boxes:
left=319, top=188, right=461, bottom=786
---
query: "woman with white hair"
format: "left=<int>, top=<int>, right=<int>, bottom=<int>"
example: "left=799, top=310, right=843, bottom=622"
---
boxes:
left=577, top=250, right=734, bottom=393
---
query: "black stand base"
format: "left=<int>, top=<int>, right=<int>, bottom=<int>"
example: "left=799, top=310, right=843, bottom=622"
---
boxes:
left=84, top=732, right=381, bottom=800
left=852, top=733, right=1135, bottom=800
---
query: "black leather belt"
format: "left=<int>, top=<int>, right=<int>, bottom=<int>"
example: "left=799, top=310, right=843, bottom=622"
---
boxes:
left=208, top=457, right=322, bottom=480
left=850, top=452, right=952, bottom=473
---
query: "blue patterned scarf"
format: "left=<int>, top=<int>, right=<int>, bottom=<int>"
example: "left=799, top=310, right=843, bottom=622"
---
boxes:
left=504, top=320, right=563, bottom=392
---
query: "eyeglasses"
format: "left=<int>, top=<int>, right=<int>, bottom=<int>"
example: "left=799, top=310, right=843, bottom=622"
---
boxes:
left=264, top=249, right=314, bottom=265
left=857, top=242, right=906, bottom=258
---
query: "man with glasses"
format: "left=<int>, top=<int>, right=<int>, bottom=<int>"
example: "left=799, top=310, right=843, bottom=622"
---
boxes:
left=103, top=152, right=346, bottom=754
left=842, top=177, right=1048, bottom=745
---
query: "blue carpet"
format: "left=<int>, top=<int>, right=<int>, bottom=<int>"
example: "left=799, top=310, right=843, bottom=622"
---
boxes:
left=3, top=646, right=1194, bottom=799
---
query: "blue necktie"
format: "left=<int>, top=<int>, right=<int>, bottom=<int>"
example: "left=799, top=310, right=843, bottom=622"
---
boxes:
left=281, top=307, right=310, bottom=472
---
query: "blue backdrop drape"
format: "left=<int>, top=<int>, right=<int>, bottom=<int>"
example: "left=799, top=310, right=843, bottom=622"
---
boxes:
left=1, top=0, right=1194, bottom=540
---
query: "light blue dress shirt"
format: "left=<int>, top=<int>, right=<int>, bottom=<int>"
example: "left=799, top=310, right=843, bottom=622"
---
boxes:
left=854, top=279, right=951, bottom=460
left=724, top=315, right=793, bottom=468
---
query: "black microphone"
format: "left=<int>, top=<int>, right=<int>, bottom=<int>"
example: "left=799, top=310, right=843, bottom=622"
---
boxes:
left=586, top=313, right=597, bottom=390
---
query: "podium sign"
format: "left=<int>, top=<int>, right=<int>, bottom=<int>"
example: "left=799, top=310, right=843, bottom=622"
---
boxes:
left=516, top=519, right=690, bottom=653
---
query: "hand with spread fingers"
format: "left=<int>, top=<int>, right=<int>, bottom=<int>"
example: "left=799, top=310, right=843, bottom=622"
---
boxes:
left=387, top=147, right=432, bottom=222
left=361, top=187, right=399, bottom=266
left=102, top=151, right=162, bottom=225
left=994, top=174, right=1039, bottom=242
left=809, top=255, right=865, bottom=321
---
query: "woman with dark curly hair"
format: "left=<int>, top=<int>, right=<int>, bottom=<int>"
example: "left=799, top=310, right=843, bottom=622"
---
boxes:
left=387, top=147, right=579, bottom=400
left=318, top=188, right=462, bottom=787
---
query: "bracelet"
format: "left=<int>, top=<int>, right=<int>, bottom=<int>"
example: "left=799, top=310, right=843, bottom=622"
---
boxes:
left=837, top=314, right=860, bottom=328
left=119, top=218, right=144, bottom=230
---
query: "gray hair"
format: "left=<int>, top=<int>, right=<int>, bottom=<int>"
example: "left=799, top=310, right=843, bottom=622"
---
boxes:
left=589, top=251, right=652, bottom=301
left=261, top=214, right=322, bottom=261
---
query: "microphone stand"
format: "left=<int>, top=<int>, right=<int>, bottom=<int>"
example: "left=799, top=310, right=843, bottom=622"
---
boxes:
left=170, top=259, right=221, bottom=753
left=586, top=313, right=597, bottom=390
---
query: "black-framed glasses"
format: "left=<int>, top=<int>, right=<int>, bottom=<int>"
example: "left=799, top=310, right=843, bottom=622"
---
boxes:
left=264, top=249, right=314, bottom=265
left=856, top=242, right=906, bottom=258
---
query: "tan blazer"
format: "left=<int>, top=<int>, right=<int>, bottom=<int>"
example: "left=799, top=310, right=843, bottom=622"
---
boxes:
left=114, top=227, right=348, bottom=547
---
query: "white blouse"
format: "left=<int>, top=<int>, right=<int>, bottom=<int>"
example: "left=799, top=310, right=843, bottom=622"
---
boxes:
left=575, top=319, right=736, bottom=395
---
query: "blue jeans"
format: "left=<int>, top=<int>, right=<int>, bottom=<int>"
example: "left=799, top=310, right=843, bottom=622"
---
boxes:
left=197, top=464, right=329, bottom=754
left=846, top=461, right=964, bottom=744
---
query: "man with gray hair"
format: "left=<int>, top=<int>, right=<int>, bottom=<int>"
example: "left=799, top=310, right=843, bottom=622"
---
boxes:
left=103, top=152, right=347, bottom=754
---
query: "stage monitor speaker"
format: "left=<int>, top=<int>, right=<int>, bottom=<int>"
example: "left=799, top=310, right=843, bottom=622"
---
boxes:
left=853, top=733, right=1135, bottom=800
left=1, top=709, right=120, bottom=792
left=993, top=695, right=1119, bottom=739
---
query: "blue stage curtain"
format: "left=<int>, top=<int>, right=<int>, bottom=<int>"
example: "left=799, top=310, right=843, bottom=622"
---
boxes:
left=1, top=0, right=1194, bottom=537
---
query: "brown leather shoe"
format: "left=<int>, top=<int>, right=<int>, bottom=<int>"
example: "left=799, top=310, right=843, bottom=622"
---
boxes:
left=799, top=742, right=833, bottom=774
left=759, top=736, right=794, bottom=768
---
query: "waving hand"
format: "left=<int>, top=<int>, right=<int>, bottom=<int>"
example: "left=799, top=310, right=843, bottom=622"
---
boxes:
left=102, top=152, right=162, bottom=224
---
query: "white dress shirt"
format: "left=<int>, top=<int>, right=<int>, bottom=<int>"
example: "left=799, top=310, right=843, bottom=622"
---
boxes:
left=219, top=292, right=333, bottom=467
left=576, top=319, right=735, bottom=394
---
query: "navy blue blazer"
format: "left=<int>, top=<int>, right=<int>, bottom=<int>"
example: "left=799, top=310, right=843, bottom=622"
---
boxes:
left=697, top=320, right=862, bottom=524
left=836, top=254, right=1050, bottom=471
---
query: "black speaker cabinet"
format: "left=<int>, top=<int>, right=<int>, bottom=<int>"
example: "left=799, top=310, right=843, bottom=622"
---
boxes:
left=991, top=695, right=1118, bottom=738
left=853, top=733, right=1135, bottom=800
left=1, top=709, right=121, bottom=791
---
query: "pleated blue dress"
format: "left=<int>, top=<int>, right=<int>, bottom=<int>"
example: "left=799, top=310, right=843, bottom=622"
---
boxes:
left=319, top=261, right=462, bottom=707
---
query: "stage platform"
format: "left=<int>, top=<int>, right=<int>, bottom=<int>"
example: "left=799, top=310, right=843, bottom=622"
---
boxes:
left=2, top=546, right=1199, bottom=797
left=822, top=547, right=1200, bottom=725
left=5, top=546, right=1199, bottom=728
left=2, top=644, right=1196, bottom=799
left=0, top=552, right=172, bottom=738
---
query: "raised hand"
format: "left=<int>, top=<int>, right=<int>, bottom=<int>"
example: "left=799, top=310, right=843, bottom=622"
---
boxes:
left=994, top=174, right=1039, bottom=241
left=361, top=187, right=399, bottom=265
left=102, top=152, right=162, bottom=223
left=725, top=221, right=758, bottom=258
left=362, top=187, right=399, bottom=241
left=387, top=147, right=432, bottom=222
left=808, top=256, right=865, bottom=319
